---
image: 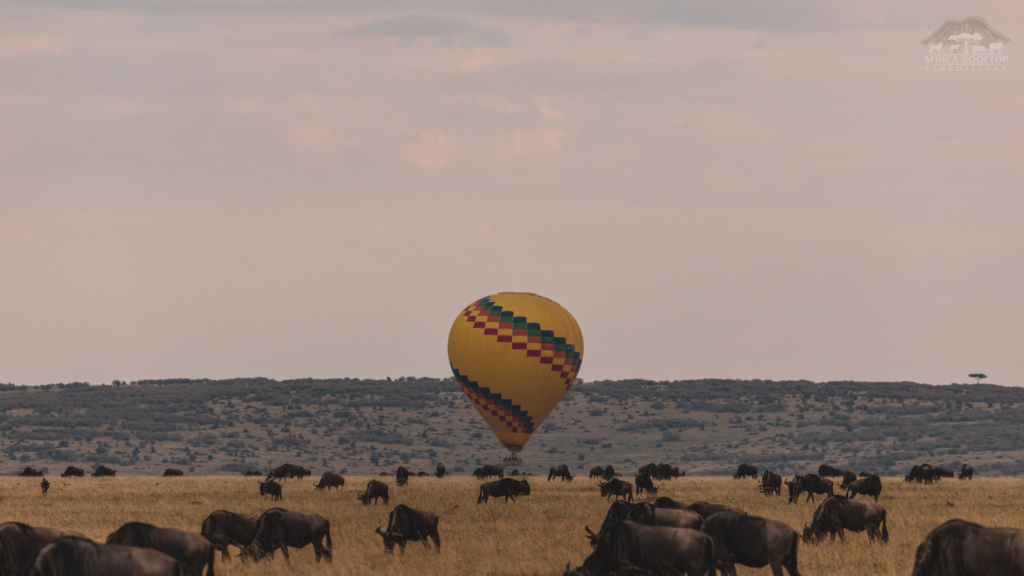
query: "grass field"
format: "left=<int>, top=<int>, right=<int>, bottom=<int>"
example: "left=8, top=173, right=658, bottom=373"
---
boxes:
left=2, top=475, right=1021, bottom=575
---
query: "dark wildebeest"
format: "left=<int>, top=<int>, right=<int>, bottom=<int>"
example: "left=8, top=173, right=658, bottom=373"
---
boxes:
left=598, top=478, right=633, bottom=502
left=106, top=522, right=214, bottom=576
left=701, top=511, right=802, bottom=576
left=654, top=497, right=687, bottom=510
left=859, top=472, right=873, bottom=478
left=919, top=463, right=937, bottom=483
left=759, top=471, right=782, bottom=497
left=417, top=471, right=428, bottom=477
left=60, top=466, right=84, bottom=478
left=786, top=481, right=803, bottom=505
left=259, top=481, right=282, bottom=501
left=817, top=464, right=838, bottom=478
left=20, top=467, right=43, bottom=477
left=396, top=466, right=411, bottom=487
left=435, top=463, right=446, bottom=479
left=802, top=496, right=888, bottom=544
left=92, top=466, right=115, bottom=477
left=243, top=471, right=263, bottom=477
left=844, top=475, right=883, bottom=502
left=478, top=478, right=530, bottom=503
left=25, top=537, right=187, bottom=576
left=358, top=479, right=390, bottom=505
left=838, top=470, right=857, bottom=488
left=314, top=472, right=345, bottom=490
left=163, top=469, right=184, bottom=477
left=689, top=501, right=748, bottom=519
left=200, top=511, right=259, bottom=562
left=589, top=466, right=605, bottom=479
left=271, top=464, right=310, bottom=480
left=0, top=522, right=86, bottom=576
left=585, top=501, right=703, bottom=546
left=239, top=509, right=332, bottom=563
left=936, top=467, right=955, bottom=479
left=375, top=505, right=441, bottom=553
left=549, top=464, right=574, bottom=482
left=734, top=464, right=758, bottom=479
left=266, top=466, right=290, bottom=481
left=602, top=465, right=616, bottom=480
left=565, top=521, right=716, bottom=576
left=959, top=464, right=974, bottom=480
left=40, top=479, right=50, bottom=494
left=634, top=473, right=657, bottom=496
left=910, top=519, right=1024, bottom=576
left=790, top=474, right=833, bottom=503
left=472, top=465, right=504, bottom=479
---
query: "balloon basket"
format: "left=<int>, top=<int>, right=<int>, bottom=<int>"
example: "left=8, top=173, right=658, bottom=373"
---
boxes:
left=502, top=455, right=523, bottom=467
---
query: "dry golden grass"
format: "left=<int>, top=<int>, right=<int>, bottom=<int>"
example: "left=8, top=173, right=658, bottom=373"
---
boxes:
left=2, top=475, right=1022, bottom=575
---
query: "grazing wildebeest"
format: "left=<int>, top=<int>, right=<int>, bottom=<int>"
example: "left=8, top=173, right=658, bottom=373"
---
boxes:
left=859, top=472, right=873, bottom=478
left=25, top=537, right=187, bottom=576
left=936, top=467, right=955, bottom=479
left=478, top=478, right=530, bottom=504
left=564, top=521, right=715, bottom=576
left=416, top=471, right=429, bottom=477
left=0, top=522, right=86, bottom=576
left=906, top=463, right=938, bottom=484
left=598, top=478, right=633, bottom=502
left=106, top=522, right=214, bottom=576
left=40, top=479, right=50, bottom=494
left=239, top=509, right=332, bottom=563
left=639, top=463, right=681, bottom=479
left=734, top=464, right=758, bottom=479
left=313, top=472, right=345, bottom=490
left=785, top=481, right=803, bottom=505
left=844, top=475, right=882, bottom=502
left=759, top=471, right=782, bottom=497
left=634, top=473, right=657, bottom=496
left=838, top=470, right=857, bottom=488
left=910, top=519, right=1024, bottom=576
left=790, top=474, right=833, bottom=503
left=20, top=466, right=43, bottom=477
left=472, top=465, right=504, bottom=479
left=375, top=505, right=441, bottom=553
left=163, top=469, right=184, bottom=477
left=653, top=497, right=688, bottom=510
left=589, top=466, right=605, bottom=479
left=200, top=511, right=259, bottom=562
left=259, top=481, right=282, bottom=501
left=396, top=466, right=411, bottom=487
left=549, top=464, right=574, bottom=482
left=266, top=466, right=289, bottom=481
left=959, top=464, right=974, bottom=480
left=60, top=466, right=85, bottom=478
left=802, top=496, right=888, bottom=544
left=358, top=479, right=390, bottom=505
left=435, top=463, right=446, bottom=479
left=586, top=501, right=703, bottom=546
left=689, top=501, right=748, bottom=519
left=817, top=464, right=838, bottom=478
left=243, top=471, right=263, bottom=477
left=602, top=465, right=616, bottom=480
left=92, top=465, right=115, bottom=477
left=701, top=511, right=802, bottom=576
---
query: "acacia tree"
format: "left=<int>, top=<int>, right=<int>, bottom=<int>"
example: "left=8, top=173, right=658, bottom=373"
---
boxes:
left=969, top=373, right=987, bottom=384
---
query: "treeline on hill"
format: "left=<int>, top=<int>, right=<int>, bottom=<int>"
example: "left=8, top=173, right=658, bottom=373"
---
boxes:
left=0, top=377, right=1021, bottom=477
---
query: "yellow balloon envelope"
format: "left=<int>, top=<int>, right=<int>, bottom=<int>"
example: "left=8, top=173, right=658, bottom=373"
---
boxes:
left=448, top=292, right=584, bottom=454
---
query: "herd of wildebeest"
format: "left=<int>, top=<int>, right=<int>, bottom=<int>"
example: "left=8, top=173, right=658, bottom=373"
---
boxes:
left=1, top=458, right=1017, bottom=575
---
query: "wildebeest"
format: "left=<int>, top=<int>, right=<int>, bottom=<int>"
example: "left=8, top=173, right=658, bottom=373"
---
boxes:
left=759, top=471, right=782, bottom=497
left=239, top=509, right=332, bottom=563
left=478, top=478, right=531, bottom=504
left=586, top=501, right=703, bottom=546
left=689, top=501, right=748, bottom=519
left=701, top=511, right=802, bottom=576
left=243, top=471, right=263, bottom=477
left=200, top=511, right=259, bottom=562
left=910, top=519, right=1024, bottom=576
left=266, top=464, right=309, bottom=481
left=936, top=467, right=955, bottom=479
left=653, top=497, right=688, bottom=510
left=859, top=472, right=873, bottom=478
left=92, top=465, right=115, bottom=477
left=106, top=522, right=214, bottom=576
left=598, top=478, right=633, bottom=502
left=549, top=464, right=574, bottom=482
left=787, top=474, right=833, bottom=503
left=589, top=466, right=605, bottom=479
left=565, top=521, right=715, bottom=576
left=375, top=505, right=441, bottom=553
left=734, top=464, right=757, bottom=479
left=0, top=522, right=86, bottom=576
left=435, top=463, right=446, bottom=479
left=639, top=463, right=684, bottom=480
left=259, top=480, right=282, bottom=501
left=25, top=537, right=187, bottom=576
left=40, top=479, right=50, bottom=494
left=906, top=463, right=937, bottom=484
left=60, top=466, right=85, bottom=478
left=817, top=464, right=838, bottom=478
left=313, top=472, right=345, bottom=490
left=634, top=473, right=657, bottom=496
left=358, top=479, right=390, bottom=505
left=802, top=496, right=888, bottom=544
left=838, top=470, right=857, bottom=488
left=20, top=466, right=43, bottom=477
left=396, top=466, right=411, bottom=487
left=472, top=465, right=504, bottom=479
left=602, top=465, right=616, bottom=480
left=959, top=464, right=974, bottom=480
left=844, top=475, right=882, bottom=502
left=163, top=469, right=184, bottom=477
left=416, top=472, right=428, bottom=477
left=786, top=481, right=803, bottom=505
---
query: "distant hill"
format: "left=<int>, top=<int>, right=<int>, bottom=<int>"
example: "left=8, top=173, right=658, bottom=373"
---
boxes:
left=1, top=377, right=1021, bottom=477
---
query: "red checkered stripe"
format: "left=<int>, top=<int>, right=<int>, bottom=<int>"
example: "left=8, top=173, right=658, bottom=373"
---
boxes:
left=458, top=382, right=530, bottom=433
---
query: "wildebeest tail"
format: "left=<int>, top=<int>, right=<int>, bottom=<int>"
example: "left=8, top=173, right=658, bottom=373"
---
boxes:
left=702, top=535, right=717, bottom=576
left=881, top=509, right=889, bottom=543
left=325, top=523, right=333, bottom=553
left=205, top=543, right=215, bottom=576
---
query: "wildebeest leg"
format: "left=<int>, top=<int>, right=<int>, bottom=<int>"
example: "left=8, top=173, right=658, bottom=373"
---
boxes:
left=429, top=530, right=441, bottom=552
left=722, top=554, right=739, bottom=576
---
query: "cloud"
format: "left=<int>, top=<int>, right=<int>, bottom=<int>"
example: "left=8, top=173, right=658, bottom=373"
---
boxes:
left=338, top=14, right=511, bottom=46
left=0, top=35, right=64, bottom=60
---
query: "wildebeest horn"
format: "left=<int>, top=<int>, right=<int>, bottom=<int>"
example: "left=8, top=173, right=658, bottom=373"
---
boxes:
left=375, top=526, right=386, bottom=537
left=584, top=526, right=596, bottom=538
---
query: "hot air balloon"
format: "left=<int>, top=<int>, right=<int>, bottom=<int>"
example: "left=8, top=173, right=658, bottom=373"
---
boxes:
left=448, top=292, right=583, bottom=463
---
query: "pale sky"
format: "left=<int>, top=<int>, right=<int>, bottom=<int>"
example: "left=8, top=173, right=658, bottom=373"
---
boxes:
left=2, top=0, right=1022, bottom=387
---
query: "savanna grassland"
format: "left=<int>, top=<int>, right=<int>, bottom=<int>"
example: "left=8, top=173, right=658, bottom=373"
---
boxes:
left=3, top=474, right=1022, bottom=575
